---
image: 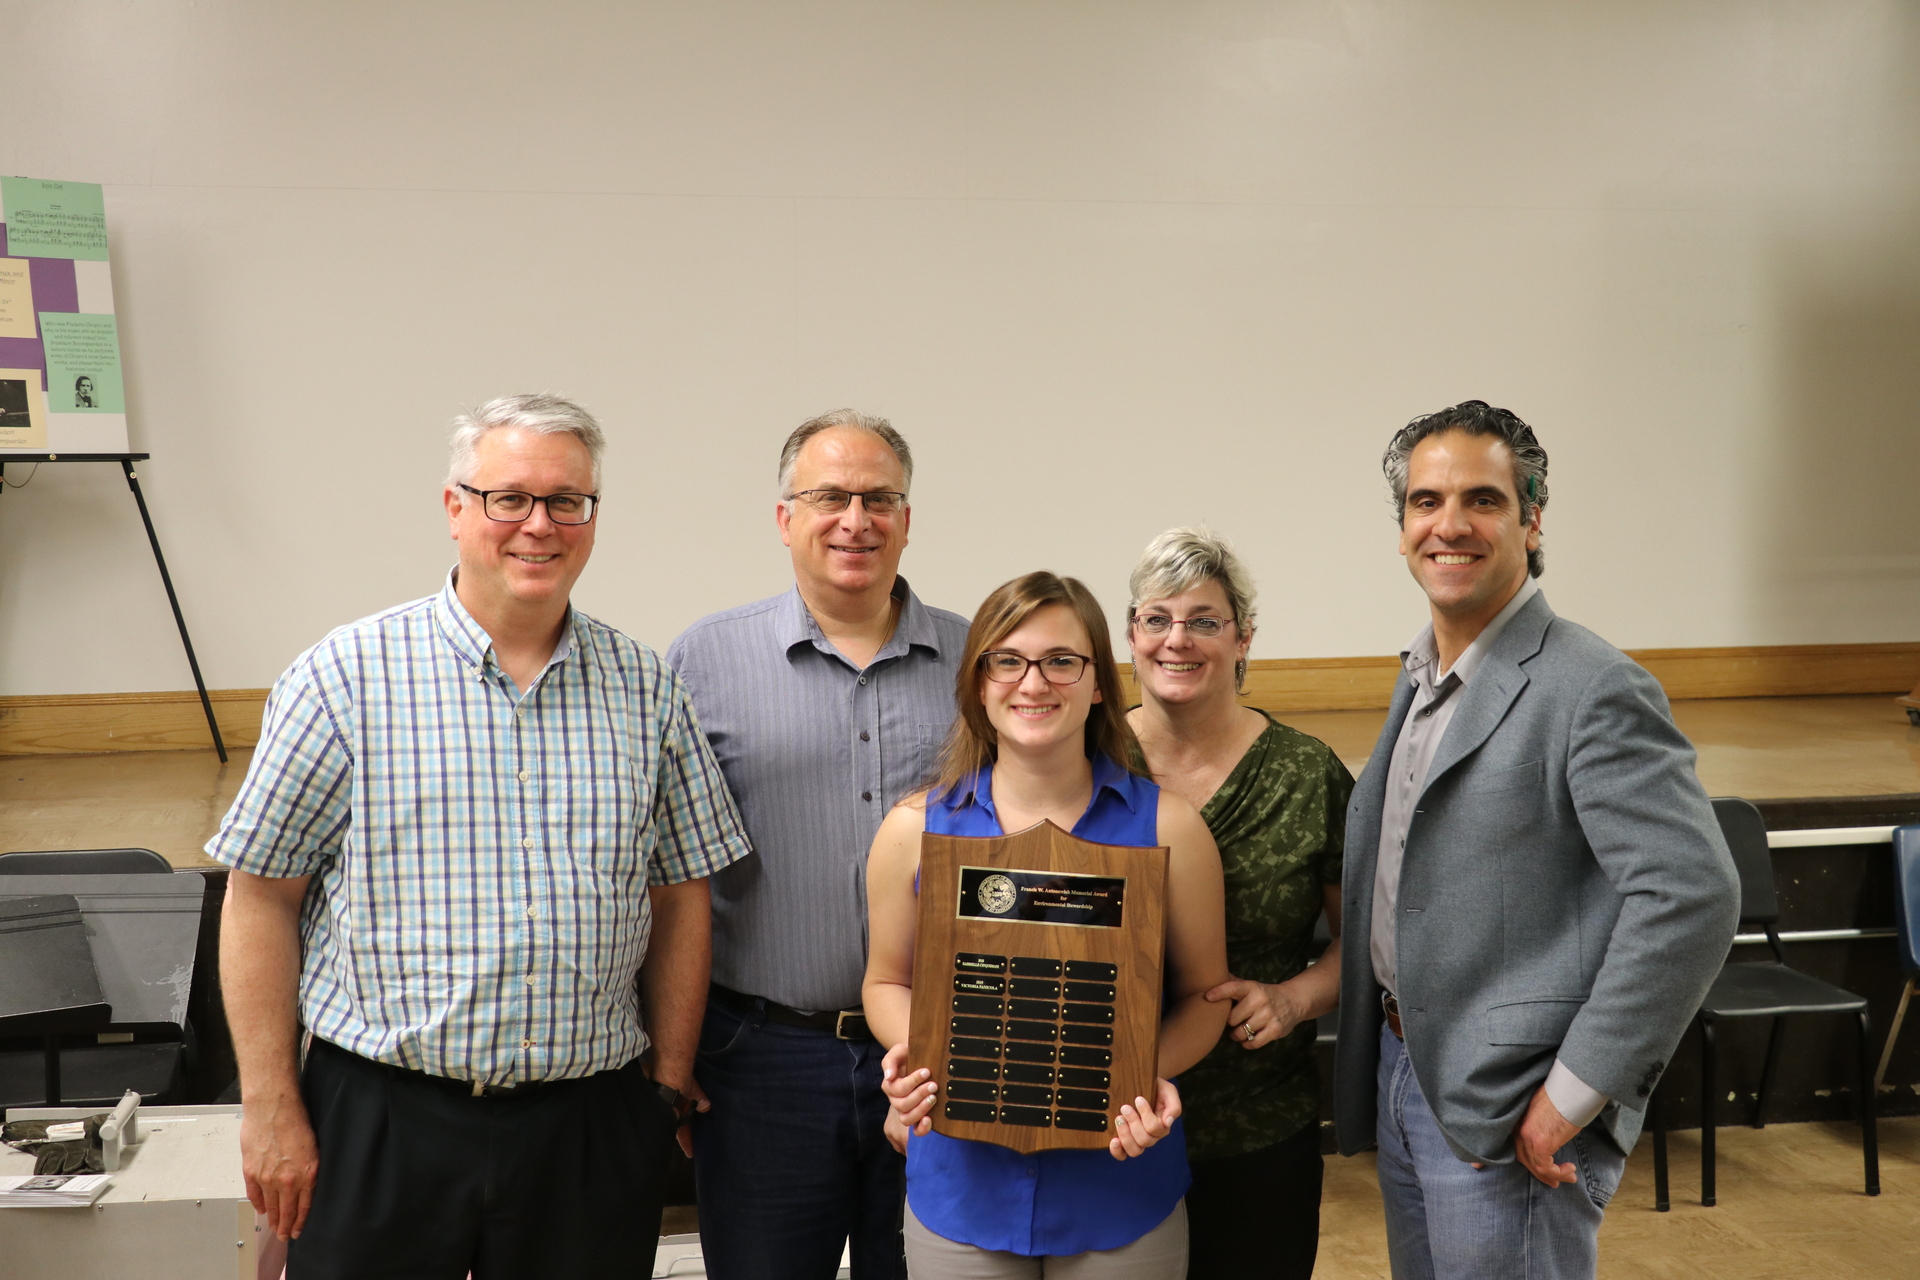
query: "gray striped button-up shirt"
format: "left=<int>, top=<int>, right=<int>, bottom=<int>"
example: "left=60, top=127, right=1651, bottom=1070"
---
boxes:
left=667, top=579, right=970, bottom=1010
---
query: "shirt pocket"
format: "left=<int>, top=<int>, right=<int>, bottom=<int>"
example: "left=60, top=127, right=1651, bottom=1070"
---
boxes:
left=908, top=722, right=949, bottom=787
left=554, top=754, right=645, bottom=881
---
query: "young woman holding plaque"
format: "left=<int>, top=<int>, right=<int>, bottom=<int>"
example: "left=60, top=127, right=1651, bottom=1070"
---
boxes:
left=863, top=570, right=1230, bottom=1276
left=1125, top=527, right=1353, bottom=1280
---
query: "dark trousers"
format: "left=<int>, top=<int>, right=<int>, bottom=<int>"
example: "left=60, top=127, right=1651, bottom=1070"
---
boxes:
left=289, top=1037, right=677, bottom=1280
left=1186, top=1122, right=1325, bottom=1280
left=691, top=995, right=907, bottom=1280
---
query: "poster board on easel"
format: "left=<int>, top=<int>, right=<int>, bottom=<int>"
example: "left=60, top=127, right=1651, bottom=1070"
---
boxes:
left=0, top=176, right=132, bottom=456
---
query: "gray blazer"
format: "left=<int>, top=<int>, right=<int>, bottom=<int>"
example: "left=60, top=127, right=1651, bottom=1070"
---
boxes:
left=1334, top=590, right=1739, bottom=1162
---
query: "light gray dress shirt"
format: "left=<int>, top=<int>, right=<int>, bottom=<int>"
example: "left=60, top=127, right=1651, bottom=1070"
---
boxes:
left=1370, top=576, right=1607, bottom=1126
left=667, top=579, right=969, bottom=1011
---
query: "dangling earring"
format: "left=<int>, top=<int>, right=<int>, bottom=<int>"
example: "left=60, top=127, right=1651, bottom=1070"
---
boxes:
left=1235, top=658, right=1247, bottom=691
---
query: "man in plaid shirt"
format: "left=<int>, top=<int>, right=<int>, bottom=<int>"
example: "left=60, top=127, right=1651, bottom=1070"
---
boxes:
left=210, top=394, right=750, bottom=1279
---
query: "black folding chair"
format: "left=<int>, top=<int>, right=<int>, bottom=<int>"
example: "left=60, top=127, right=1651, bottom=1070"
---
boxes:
left=0, top=848, right=172, bottom=875
left=1650, top=797, right=1880, bottom=1209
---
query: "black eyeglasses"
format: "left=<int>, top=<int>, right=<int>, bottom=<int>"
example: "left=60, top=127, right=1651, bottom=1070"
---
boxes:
left=980, top=651, right=1093, bottom=685
left=458, top=485, right=599, bottom=524
left=1130, top=614, right=1229, bottom=638
left=784, top=489, right=907, bottom=516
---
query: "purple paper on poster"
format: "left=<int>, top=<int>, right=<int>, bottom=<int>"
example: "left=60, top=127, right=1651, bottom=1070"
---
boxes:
left=0, top=334, right=44, bottom=384
left=29, top=256, right=78, bottom=316
left=0, top=222, right=81, bottom=389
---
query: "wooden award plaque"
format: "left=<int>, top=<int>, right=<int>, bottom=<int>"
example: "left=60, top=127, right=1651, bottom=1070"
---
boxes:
left=908, top=821, right=1168, bottom=1153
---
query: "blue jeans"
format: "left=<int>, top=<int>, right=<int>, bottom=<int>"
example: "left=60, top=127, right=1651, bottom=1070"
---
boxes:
left=691, top=995, right=907, bottom=1280
left=1374, top=1025, right=1624, bottom=1280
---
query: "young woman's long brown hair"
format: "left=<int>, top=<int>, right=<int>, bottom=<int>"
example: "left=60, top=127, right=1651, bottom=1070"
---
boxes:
left=928, top=571, right=1143, bottom=800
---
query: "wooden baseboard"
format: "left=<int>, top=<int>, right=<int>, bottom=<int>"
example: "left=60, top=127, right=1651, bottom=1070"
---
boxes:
left=2, top=641, right=1916, bottom=755
left=1118, top=655, right=1404, bottom=714
left=0, top=688, right=268, bottom=756
left=1122, top=642, right=1920, bottom=717
left=1624, top=643, right=1920, bottom=701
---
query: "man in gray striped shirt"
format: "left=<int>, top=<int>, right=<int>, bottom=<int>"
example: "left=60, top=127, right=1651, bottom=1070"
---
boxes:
left=668, top=409, right=969, bottom=1280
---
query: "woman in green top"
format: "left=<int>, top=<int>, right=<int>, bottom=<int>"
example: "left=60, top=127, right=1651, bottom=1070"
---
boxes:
left=1124, top=526, right=1354, bottom=1280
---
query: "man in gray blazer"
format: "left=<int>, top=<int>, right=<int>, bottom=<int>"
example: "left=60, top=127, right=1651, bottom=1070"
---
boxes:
left=1334, top=400, right=1739, bottom=1279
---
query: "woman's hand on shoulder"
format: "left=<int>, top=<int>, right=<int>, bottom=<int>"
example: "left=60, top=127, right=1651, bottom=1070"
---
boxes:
left=1109, top=1078, right=1182, bottom=1161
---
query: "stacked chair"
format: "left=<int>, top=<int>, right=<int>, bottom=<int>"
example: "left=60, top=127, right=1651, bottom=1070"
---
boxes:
left=0, top=849, right=206, bottom=1107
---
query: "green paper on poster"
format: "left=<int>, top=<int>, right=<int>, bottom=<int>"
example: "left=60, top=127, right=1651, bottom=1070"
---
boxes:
left=39, top=313, right=124, bottom=413
left=2, top=177, right=109, bottom=261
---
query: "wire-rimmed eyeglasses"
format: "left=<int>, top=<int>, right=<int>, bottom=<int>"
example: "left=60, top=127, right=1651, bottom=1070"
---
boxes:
left=980, top=651, right=1093, bottom=685
left=458, top=484, right=599, bottom=524
left=1130, top=613, right=1230, bottom=638
left=784, top=489, right=907, bottom=516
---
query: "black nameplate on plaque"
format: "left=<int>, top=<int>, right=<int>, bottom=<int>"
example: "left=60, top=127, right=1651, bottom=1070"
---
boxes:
left=958, top=868, right=1126, bottom=929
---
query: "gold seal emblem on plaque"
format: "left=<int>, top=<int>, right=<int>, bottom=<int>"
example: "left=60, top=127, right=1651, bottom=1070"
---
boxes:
left=976, top=873, right=1018, bottom=915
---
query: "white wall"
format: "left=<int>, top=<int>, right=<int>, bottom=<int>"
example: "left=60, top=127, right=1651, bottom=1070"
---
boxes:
left=1, top=0, right=1915, bottom=696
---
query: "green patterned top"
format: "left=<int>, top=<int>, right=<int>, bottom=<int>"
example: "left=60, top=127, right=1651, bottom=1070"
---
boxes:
left=1164, top=711, right=1353, bottom=1162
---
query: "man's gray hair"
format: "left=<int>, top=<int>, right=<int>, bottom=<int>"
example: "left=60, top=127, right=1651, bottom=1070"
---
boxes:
left=1382, top=399, right=1549, bottom=578
left=446, top=394, right=606, bottom=495
left=1128, top=526, right=1259, bottom=634
left=777, top=409, right=913, bottom=496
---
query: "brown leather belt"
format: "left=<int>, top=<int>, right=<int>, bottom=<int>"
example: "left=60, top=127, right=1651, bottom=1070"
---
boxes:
left=1382, top=992, right=1405, bottom=1040
left=711, top=983, right=873, bottom=1042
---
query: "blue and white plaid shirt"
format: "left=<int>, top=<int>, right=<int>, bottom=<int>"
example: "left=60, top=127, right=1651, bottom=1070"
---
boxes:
left=209, top=573, right=751, bottom=1083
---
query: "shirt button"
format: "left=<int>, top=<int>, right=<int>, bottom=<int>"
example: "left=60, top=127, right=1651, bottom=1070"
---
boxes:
left=526, top=905, right=537, bottom=918
left=862, top=791, right=873, bottom=802
left=524, top=974, right=535, bottom=985
left=522, top=837, right=534, bottom=849
left=858, top=676, right=868, bottom=685
left=860, top=730, right=870, bottom=742
left=521, top=1038, right=534, bottom=1048
left=518, top=770, right=529, bottom=782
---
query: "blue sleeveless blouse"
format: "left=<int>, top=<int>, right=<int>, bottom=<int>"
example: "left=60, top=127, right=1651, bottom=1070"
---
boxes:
left=906, top=754, right=1191, bottom=1256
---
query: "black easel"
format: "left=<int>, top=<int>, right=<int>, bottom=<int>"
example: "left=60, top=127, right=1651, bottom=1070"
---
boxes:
left=0, top=452, right=227, bottom=762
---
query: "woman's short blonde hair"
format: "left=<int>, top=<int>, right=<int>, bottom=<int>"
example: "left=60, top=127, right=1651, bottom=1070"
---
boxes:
left=1127, top=526, right=1258, bottom=633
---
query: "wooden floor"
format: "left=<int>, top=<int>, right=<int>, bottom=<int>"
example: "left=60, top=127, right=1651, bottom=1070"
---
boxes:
left=0, top=693, right=1916, bottom=870
left=655, top=1118, right=1919, bottom=1278
left=1, top=745, right=251, bottom=868
left=1320, top=1117, right=1919, bottom=1280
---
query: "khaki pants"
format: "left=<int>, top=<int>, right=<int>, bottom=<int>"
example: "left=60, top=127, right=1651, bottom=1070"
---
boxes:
left=903, top=1200, right=1188, bottom=1279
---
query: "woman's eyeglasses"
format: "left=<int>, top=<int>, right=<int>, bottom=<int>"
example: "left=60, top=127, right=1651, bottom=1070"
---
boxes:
left=1130, top=614, right=1229, bottom=638
left=979, top=652, right=1092, bottom=685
